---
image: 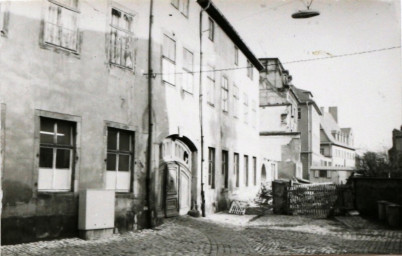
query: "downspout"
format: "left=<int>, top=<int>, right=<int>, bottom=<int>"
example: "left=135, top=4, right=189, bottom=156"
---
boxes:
left=306, top=102, right=310, bottom=180
left=199, top=0, right=211, bottom=217
left=146, top=0, right=154, bottom=228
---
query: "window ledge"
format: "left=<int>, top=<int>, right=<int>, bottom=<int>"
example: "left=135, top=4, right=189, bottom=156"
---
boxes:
left=109, top=62, right=134, bottom=73
left=40, top=42, right=80, bottom=58
left=116, top=192, right=135, bottom=199
left=37, top=191, right=75, bottom=199
left=182, top=89, right=193, bottom=95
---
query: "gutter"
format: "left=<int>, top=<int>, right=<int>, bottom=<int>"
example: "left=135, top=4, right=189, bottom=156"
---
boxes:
left=199, top=0, right=212, bottom=217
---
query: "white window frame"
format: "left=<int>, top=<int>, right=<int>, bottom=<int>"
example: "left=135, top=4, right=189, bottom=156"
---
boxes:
left=105, top=127, right=134, bottom=192
left=44, top=0, right=79, bottom=52
left=243, top=93, right=249, bottom=123
left=233, top=84, right=239, bottom=118
left=109, top=7, right=135, bottom=69
left=162, top=34, right=176, bottom=85
left=182, top=48, right=194, bottom=93
left=221, top=76, right=229, bottom=112
left=247, top=60, right=253, bottom=80
left=208, top=17, right=214, bottom=41
left=206, top=65, right=215, bottom=106
left=234, top=45, right=239, bottom=65
left=38, top=117, right=75, bottom=192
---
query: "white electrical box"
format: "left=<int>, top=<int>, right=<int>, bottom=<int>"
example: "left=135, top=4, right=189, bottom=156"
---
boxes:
left=78, top=189, right=115, bottom=230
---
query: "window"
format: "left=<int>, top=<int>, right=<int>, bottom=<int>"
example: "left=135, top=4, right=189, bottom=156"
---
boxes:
left=110, top=8, right=135, bottom=69
left=244, top=155, right=249, bottom=186
left=171, top=0, right=189, bottom=17
left=298, top=108, right=301, bottom=119
left=233, top=84, right=239, bottom=118
left=251, top=100, right=257, bottom=128
left=221, top=76, right=229, bottom=112
left=208, top=17, right=214, bottom=41
left=234, top=46, right=239, bottom=65
left=243, top=93, right=249, bottom=123
left=253, top=157, right=257, bottom=186
left=319, top=170, right=327, bottom=178
left=234, top=153, right=239, bottom=187
left=106, top=128, right=134, bottom=192
left=222, top=150, right=228, bottom=189
left=208, top=147, right=215, bottom=188
left=171, top=0, right=179, bottom=9
left=182, top=48, right=194, bottom=93
left=44, top=0, right=79, bottom=51
left=280, top=113, right=287, bottom=125
left=162, top=35, right=176, bottom=85
left=247, top=60, right=253, bottom=79
left=206, top=65, right=215, bottom=106
left=320, top=147, right=324, bottom=155
left=38, top=117, right=75, bottom=191
left=180, top=0, right=189, bottom=16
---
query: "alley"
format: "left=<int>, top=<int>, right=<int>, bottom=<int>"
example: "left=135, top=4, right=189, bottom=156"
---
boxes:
left=3, top=214, right=402, bottom=256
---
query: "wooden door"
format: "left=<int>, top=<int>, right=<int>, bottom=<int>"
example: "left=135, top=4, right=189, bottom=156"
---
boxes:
left=165, top=162, right=191, bottom=217
left=165, top=163, right=179, bottom=217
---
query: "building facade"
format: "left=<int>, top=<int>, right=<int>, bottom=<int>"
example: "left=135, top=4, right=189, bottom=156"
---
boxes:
left=294, top=87, right=322, bottom=180
left=0, top=0, right=263, bottom=244
left=310, top=107, right=356, bottom=184
left=259, top=58, right=302, bottom=182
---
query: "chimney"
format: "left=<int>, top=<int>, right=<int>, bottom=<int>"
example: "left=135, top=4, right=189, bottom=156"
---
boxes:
left=328, top=107, right=338, bottom=123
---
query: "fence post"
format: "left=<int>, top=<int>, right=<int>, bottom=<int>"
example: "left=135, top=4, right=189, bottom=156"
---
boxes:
left=272, top=180, right=290, bottom=215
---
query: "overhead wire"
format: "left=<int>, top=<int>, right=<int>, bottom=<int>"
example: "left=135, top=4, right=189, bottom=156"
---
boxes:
left=148, top=45, right=401, bottom=76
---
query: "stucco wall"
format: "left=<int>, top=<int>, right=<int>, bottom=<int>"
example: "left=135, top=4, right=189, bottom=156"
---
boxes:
left=201, top=11, right=260, bottom=210
left=0, top=0, right=152, bottom=244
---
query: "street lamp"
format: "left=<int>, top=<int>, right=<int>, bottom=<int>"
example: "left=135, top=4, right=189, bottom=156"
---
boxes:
left=292, top=0, right=320, bottom=19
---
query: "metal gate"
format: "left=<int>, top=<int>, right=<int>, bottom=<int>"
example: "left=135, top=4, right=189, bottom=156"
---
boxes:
left=287, top=183, right=352, bottom=218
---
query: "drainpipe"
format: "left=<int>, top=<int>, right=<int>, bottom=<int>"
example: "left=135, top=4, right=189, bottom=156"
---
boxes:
left=199, top=0, right=211, bottom=217
left=146, top=0, right=154, bottom=228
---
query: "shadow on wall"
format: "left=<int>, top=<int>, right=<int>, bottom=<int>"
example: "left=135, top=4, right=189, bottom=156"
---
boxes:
left=0, top=9, right=171, bottom=244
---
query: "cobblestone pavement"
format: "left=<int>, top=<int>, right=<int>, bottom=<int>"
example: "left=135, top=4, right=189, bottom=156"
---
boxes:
left=2, top=214, right=402, bottom=255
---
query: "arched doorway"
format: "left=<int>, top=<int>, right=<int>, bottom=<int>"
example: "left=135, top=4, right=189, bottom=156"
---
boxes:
left=162, top=139, right=192, bottom=217
left=261, top=164, right=267, bottom=183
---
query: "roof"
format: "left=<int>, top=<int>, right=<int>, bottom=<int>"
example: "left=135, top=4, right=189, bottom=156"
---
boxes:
left=197, top=0, right=264, bottom=71
left=291, top=85, right=322, bottom=114
left=320, top=111, right=355, bottom=150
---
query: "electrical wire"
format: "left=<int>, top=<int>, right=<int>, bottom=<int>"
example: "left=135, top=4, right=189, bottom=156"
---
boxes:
left=148, top=45, right=401, bottom=76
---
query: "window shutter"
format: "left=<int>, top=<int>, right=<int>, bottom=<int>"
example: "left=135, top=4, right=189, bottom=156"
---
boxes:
left=314, top=170, right=319, bottom=178
left=327, top=170, right=332, bottom=178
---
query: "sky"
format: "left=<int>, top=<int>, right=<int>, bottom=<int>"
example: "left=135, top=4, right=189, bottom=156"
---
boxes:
left=214, top=0, right=402, bottom=152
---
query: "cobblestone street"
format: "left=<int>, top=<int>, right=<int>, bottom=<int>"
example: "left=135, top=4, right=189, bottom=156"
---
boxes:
left=2, top=213, right=402, bottom=255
